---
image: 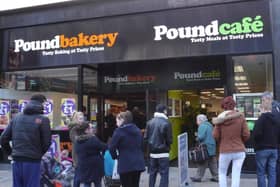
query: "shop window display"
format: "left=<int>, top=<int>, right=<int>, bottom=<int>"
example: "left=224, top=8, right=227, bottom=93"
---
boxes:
left=0, top=67, right=79, bottom=130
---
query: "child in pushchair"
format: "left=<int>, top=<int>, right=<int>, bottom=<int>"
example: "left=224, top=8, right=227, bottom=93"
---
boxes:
left=40, top=151, right=74, bottom=187
left=104, top=150, right=121, bottom=187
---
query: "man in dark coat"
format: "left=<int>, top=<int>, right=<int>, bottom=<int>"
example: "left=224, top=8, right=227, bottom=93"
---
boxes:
left=0, top=94, right=51, bottom=187
left=252, top=92, right=280, bottom=187
left=145, top=104, right=173, bottom=187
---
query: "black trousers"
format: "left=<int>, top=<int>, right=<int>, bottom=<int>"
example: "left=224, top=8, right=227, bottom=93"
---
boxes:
left=119, top=171, right=141, bottom=187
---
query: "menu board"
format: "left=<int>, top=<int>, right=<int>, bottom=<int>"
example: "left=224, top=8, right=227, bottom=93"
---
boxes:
left=233, top=93, right=262, bottom=120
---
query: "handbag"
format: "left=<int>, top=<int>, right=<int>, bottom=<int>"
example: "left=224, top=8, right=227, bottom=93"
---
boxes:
left=188, top=143, right=209, bottom=162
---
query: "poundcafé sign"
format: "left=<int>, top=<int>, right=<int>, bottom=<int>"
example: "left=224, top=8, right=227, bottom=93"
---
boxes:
left=5, top=0, right=271, bottom=70
left=154, top=16, right=264, bottom=43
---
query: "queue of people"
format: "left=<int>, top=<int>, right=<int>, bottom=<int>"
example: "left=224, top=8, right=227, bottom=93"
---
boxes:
left=2, top=92, right=280, bottom=187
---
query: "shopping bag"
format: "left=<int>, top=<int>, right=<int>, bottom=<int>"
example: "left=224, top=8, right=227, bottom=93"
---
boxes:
left=112, top=159, right=120, bottom=180
left=188, top=143, right=209, bottom=162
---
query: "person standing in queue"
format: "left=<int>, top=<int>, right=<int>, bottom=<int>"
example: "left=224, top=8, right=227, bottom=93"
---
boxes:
left=109, top=110, right=145, bottom=187
left=0, top=94, right=51, bottom=187
left=191, top=114, right=218, bottom=183
left=75, top=121, right=107, bottom=187
left=212, top=96, right=250, bottom=187
left=145, top=104, right=173, bottom=187
left=69, top=111, right=85, bottom=187
left=252, top=92, right=280, bottom=187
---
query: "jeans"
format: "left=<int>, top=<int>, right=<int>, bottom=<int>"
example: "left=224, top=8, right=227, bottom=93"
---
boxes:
left=73, top=169, right=80, bottom=187
left=194, top=156, right=218, bottom=180
left=256, top=149, right=278, bottom=187
left=277, top=149, right=280, bottom=187
left=149, top=157, right=169, bottom=187
left=12, top=161, right=41, bottom=187
left=219, top=152, right=245, bottom=187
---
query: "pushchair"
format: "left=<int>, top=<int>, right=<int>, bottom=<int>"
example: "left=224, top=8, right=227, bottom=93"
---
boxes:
left=103, top=150, right=121, bottom=187
left=40, top=153, right=75, bottom=187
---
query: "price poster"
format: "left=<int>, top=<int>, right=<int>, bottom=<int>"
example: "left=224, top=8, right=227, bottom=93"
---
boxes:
left=47, top=134, right=61, bottom=162
left=0, top=100, right=10, bottom=127
left=44, top=99, right=54, bottom=128
left=61, top=98, right=76, bottom=126
left=18, top=100, right=29, bottom=113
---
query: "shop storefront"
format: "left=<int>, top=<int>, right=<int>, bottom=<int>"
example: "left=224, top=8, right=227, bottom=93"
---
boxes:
left=0, top=0, right=275, bottom=170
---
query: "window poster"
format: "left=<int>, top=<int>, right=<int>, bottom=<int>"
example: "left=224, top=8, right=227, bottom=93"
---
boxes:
left=61, top=98, right=76, bottom=127
left=0, top=100, right=10, bottom=128
left=234, top=93, right=262, bottom=120
left=44, top=99, right=54, bottom=128
left=18, top=99, right=29, bottom=113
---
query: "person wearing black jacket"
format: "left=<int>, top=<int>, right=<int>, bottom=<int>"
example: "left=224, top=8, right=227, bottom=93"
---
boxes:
left=0, top=94, right=51, bottom=187
left=252, top=92, right=280, bottom=187
left=144, top=104, right=173, bottom=187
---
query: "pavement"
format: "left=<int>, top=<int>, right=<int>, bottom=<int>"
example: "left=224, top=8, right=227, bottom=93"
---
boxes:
left=0, top=163, right=257, bottom=187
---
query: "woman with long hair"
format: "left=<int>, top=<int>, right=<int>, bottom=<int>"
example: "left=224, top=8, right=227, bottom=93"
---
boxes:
left=212, top=96, right=250, bottom=187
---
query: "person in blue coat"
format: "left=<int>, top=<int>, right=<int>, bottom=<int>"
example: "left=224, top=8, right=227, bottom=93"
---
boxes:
left=109, top=110, right=145, bottom=187
left=75, top=121, right=107, bottom=187
left=190, top=114, right=218, bottom=183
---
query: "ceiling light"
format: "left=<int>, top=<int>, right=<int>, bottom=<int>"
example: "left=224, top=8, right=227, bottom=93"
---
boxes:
left=235, top=76, right=247, bottom=81
left=235, top=82, right=248, bottom=86
left=201, top=104, right=206, bottom=109
left=237, top=87, right=250, bottom=90
left=201, top=91, right=211, bottom=94
left=234, top=65, right=244, bottom=73
left=214, top=88, right=224, bottom=91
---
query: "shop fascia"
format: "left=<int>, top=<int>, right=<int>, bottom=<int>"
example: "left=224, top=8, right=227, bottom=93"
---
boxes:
left=154, top=15, right=263, bottom=41
left=13, top=32, right=119, bottom=52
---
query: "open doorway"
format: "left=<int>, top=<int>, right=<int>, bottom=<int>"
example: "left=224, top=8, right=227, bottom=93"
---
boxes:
left=168, top=88, right=224, bottom=159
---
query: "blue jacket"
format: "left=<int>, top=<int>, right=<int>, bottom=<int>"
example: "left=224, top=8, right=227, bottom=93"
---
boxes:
left=109, top=123, right=145, bottom=174
left=197, top=121, right=216, bottom=156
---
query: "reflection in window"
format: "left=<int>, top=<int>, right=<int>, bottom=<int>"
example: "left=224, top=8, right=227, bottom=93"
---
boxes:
left=232, top=54, right=273, bottom=94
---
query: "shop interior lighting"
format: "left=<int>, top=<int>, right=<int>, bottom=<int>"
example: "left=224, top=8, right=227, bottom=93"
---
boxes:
left=237, top=87, right=250, bottom=90
left=235, top=82, right=249, bottom=86
left=234, top=65, right=244, bottom=73
left=201, top=103, right=206, bottom=109
left=201, top=91, right=211, bottom=94
left=219, top=91, right=225, bottom=93
left=234, top=76, right=247, bottom=81
left=214, top=88, right=224, bottom=91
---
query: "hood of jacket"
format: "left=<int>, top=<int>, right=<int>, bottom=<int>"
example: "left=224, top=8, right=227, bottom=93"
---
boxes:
left=23, top=100, right=44, bottom=115
left=76, top=134, right=94, bottom=144
left=119, top=123, right=140, bottom=137
left=212, top=110, right=243, bottom=126
left=154, top=112, right=168, bottom=119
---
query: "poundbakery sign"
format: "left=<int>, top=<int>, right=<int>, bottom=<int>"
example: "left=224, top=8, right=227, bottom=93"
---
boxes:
left=5, top=0, right=271, bottom=70
left=154, top=16, right=264, bottom=43
left=13, top=32, right=118, bottom=55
